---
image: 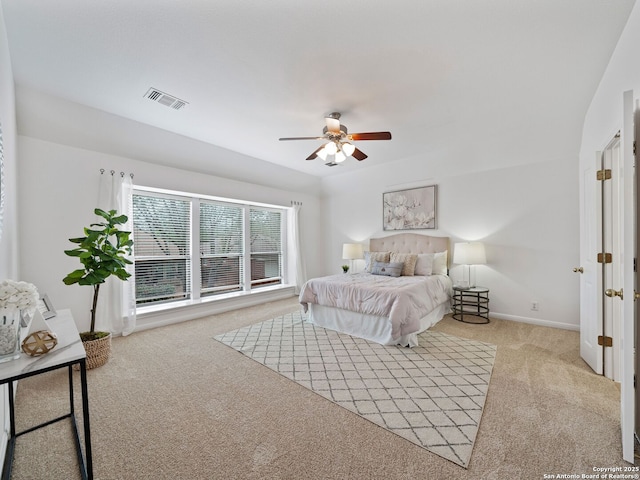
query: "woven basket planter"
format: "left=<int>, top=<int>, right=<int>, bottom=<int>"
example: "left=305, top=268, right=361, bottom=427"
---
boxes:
left=81, top=333, right=112, bottom=369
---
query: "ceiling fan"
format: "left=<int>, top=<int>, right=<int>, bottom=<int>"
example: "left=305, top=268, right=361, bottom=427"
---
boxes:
left=279, top=112, right=392, bottom=166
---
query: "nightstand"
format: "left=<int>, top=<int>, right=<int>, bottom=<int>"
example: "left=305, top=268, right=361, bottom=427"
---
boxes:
left=452, top=286, right=490, bottom=324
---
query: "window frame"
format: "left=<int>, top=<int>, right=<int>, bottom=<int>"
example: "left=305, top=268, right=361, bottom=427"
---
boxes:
left=132, top=185, right=289, bottom=311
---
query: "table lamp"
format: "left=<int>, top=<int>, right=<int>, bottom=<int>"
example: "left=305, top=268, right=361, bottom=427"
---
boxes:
left=342, top=243, right=364, bottom=273
left=453, top=242, right=486, bottom=288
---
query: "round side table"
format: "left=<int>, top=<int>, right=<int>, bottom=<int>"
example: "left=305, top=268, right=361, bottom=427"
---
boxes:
left=452, top=286, right=490, bottom=324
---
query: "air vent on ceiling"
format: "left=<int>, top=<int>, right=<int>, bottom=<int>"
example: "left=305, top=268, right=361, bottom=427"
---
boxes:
left=144, top=88, right=188, bottom=110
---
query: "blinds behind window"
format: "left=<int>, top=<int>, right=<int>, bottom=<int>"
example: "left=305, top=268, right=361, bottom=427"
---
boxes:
left=250, top=209, right=282, bottom=287
left=132, top=194, right=191, bottom=304
left=200, top=202, right=244, bottom=296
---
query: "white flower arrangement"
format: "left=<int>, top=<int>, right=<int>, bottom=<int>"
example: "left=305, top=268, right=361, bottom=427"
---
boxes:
left=0, top=279, right=39, bottom=314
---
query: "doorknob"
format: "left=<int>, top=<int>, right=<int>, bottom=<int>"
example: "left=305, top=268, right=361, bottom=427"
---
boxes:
left=634, top=291, right=640, bottom=301
left=605, top=288, right=623, bottom=300
left=573, top=267, right=584, bottom=273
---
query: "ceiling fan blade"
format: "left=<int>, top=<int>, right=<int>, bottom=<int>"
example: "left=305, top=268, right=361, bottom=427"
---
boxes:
left=349, top=132, right=392, bottom=141
left=306, top=145, right=325, bottom=161
left=279, top=136, right=325, bottom=141
left=352, top=148, right=368, bottom=161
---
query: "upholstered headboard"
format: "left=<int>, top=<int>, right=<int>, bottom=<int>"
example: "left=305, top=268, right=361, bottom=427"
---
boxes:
left=369, top=233, right=449, bottom=263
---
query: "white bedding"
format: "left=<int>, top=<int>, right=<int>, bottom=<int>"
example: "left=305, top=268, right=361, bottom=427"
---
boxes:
left=299, top=272, right=453, bottom=346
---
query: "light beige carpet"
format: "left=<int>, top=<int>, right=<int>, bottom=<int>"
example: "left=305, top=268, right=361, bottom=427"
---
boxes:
left=214, top=310, right=496, bottom=467
left=7, top=297, right=629, bottom=479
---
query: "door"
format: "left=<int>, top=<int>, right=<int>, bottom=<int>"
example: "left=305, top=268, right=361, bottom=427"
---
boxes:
left=602, top=134, right=622, bottom=381
left=579, top=151, right=601, bottom=373
left=579, top=91, right=635, bottom=463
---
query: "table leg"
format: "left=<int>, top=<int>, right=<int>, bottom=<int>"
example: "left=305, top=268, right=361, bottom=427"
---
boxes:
left=80, top=359, right=93, bottom=480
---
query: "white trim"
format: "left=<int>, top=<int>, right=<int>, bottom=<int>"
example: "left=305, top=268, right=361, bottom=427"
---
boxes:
left=133, top=285, right=296, bottom=333
left=134, top=184, right=290, bottom=210
left=490, top=312, right=579, bottom=331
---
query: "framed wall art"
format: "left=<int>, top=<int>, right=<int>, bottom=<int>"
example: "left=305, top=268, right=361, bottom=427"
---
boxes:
left=37, top=294, right=57, bottom=319
left=383, top=185, right=437, bottom=231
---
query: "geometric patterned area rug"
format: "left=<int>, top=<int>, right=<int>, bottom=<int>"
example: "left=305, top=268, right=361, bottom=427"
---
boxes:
left=214, top=310, right=497, bottom=468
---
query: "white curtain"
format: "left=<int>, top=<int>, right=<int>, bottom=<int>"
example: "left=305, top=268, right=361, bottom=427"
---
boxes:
left=288, top=201, right=307, bottom=294
left=97, top=170, right=136, bottom=336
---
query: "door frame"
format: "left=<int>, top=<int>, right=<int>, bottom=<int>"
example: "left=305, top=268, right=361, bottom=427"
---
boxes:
left=620, top=89, right=635, bottom=463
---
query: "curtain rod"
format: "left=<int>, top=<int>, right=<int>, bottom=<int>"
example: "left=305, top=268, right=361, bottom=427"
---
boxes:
left=100, top=168, right=134, bottom=179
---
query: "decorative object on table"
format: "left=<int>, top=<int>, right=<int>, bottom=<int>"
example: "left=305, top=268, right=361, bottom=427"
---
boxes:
left=342, top=243, right=363, bottom=273
left=0, top=279, right=39, bottom=362
left=21, top=330, right=58, bottom=356
left=37, top=294, right=56, bottom=319
left=453, top=241, right=486, bottom=288
left=383, top=185, right=436, bottom=230
left=341, top=265, right=349, bottom=274
left=63, top=208, right=133, bottom=369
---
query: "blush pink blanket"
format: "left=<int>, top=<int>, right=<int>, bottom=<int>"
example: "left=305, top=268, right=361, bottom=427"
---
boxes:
left=299, top=273, right=452, bottom=341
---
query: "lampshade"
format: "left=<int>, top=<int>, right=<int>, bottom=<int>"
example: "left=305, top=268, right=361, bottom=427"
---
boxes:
left=334, top=150, right=347, bottom=163
left=453, top=242, right=486, bottom=265
left=324, top=141, right=338, bottom=155
left=342, top=142, right=356, bottom=157
left=317, top=146, right=329, bottom=161
left=342, top=243, right=364, bottom=260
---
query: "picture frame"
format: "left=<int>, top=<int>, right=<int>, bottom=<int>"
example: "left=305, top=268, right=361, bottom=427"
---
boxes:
left=383, top=185, right=437, bottom=231
left=37, top=294, right=57, bottom=319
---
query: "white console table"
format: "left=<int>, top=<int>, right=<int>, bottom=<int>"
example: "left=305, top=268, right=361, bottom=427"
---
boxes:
left=0, top=309, right=92, bottom=480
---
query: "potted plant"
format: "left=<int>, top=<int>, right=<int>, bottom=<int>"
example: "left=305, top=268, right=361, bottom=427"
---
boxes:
left=63, top=208, right=133, bottom=369
left=342, top=264, right=349, bottom=273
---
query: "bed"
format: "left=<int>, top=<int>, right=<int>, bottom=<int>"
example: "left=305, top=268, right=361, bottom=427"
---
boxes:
left=299, top=233, right=453, bottom=347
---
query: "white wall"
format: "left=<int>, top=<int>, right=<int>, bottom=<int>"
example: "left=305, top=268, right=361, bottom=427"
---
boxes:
left=321, top=127, right=581, bottom=330
left=581, top=4, right=640, bottom=149
left=17, top=136, right=323, bottom=332
left=0, top=0, right=17, bottom=467
left=0, top=3, right=17, bottom=281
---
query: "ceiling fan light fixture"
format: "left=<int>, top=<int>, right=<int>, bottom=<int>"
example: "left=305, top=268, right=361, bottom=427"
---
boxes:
left=341, top=142, right=356, bottom=157
left=324, top=141, right=338, bottom=155
left=334, top=150, right=347, bottom=163
left=317, top=147, right=329, bottom=161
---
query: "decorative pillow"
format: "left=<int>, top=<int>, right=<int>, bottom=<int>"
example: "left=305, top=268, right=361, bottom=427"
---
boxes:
left=371, top=261, right=403, bottom=277
left=414, top=253, right=434, bottom=276
left=364, top=251, right=391, bottom=272
left=432, top=251, right=448, bottom=275
left=390, top=252, right=418, bottom=276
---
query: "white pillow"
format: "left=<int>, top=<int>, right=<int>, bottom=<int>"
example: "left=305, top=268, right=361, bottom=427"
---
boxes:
left=432, top=251, right=448, bottom=275
left=414, top=253, right=434, bottom=276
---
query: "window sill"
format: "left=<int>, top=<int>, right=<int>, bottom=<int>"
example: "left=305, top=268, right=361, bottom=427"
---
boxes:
left=134, top=284, right=297, bottom=332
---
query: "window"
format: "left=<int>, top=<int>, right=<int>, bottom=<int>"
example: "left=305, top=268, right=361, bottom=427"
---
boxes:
left=132, top=194, right=191, bottom=305
left=250, top=208, right=282, bottom=288
left=200, top=202, right=243, bottom=297
left=132, top=188, right=288, bottom=308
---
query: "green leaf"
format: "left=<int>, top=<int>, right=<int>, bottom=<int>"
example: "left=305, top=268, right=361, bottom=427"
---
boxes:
left=63, top=276, right=81, bottom=285
left=67, top=269, right=87, bottom=279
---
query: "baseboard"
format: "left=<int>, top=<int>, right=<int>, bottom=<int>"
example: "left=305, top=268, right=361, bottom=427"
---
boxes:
left=490, top=312, right=579, bottom=331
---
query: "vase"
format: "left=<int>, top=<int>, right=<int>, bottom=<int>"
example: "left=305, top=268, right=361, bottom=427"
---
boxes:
left=81, top=333, right=112, bottom=370
left=0, top=309, right=22, bottom=363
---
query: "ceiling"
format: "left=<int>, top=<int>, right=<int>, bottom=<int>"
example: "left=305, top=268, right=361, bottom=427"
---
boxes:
left=1, top=0, right=635, bottom=178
